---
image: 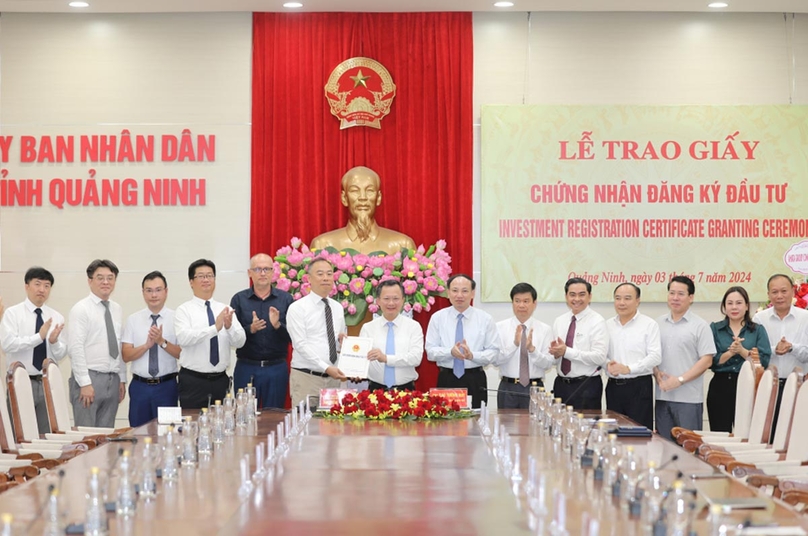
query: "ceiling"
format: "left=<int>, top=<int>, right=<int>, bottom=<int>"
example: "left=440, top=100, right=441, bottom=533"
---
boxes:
left=0, top=0, right=806, bottom=14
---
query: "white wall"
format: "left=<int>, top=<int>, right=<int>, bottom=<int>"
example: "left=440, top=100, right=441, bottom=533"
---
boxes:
left=0, top=13, right=253, bottom=426
left=472, top=11, right=808, bottom=413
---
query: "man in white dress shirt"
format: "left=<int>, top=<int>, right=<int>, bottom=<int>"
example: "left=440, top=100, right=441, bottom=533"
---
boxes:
left=359, top=280, right=424, bottom=391
left=175, top=259, right=246, bottom=408
left=605, top=282, right=661, bottom=429
left=426, top=274, right=500, bottom=409
left=495, top=282, right=553, bottom=410
left=550, top=277, right=609, bottom=410
left=287, top=258, right=348, bottom=407
left=122, top=271, right=182, bottom=427
left=0, top=267, right=67, bottom=434
left=68, top=259, right=126, bottom=428
left=752, top=273, right=808, bottom=438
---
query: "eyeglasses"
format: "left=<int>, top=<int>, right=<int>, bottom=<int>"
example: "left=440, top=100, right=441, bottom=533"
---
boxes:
left=251, top=267, right=271, bottom=274
left=194, top=274, right=215, bottom=280
left=93, top=275, right=115, bottom=283
left=143, top=287, right=165, bottom=295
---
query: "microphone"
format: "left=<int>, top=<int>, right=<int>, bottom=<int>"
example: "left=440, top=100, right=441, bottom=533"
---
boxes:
left=580, top=415, right=603, bottom=468
left=554, top=367, right=602, bottom=408
left=23, top=483, right=55, bottom=534
left=658, top=454, right=679, bottom=471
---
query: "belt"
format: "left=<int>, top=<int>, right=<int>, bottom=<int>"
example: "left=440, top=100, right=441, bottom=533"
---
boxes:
left=238, top=357, right=284, bottom=368
left=293, top=368, right=330, bottom=378
left=439, top=366, right=484, bottom=374
left=29, top=375, right=43, bottom=382
left=180, top=368, right=228, bottom=380
left=557, top=375, right=588, bottom=384
left=501, top=376, right=543, bottom=385
left=608, top=375, right=650, bottom=386
left=133, top=373, right=178, bottom=385
left=712, top=371, right=738, bottom=380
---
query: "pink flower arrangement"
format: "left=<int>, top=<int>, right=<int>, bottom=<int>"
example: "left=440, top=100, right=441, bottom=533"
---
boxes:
left=272, top=237, right=451, bottom=326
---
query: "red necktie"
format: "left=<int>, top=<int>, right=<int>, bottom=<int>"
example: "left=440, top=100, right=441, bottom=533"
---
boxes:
left=561, top=315, right=575, bottom=375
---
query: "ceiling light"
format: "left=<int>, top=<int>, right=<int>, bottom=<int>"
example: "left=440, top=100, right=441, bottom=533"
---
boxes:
left=68, top=1, right=89, bottom=6
left=707, top=2, right=728, bottom=7
left=283, top=2, right=303, bottom=7
left=494, top=1, right=514, bottom=6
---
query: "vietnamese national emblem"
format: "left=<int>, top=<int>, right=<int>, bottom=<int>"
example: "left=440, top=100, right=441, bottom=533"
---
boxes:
left=325, top=57, right=396, bottom=130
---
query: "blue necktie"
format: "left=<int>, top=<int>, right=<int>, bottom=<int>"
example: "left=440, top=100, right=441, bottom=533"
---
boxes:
left=384, top=321, right=396, bottom=388
left=149, top=314, right=160, bottom=377
left=206, top=301, right=220, bottom=366
left=33, top=308, right=46, bottom=371
left=453, top=313, right=465, bottom=379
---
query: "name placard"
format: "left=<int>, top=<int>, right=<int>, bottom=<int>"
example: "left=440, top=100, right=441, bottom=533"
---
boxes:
left=428, top=388, right=469, bottom=409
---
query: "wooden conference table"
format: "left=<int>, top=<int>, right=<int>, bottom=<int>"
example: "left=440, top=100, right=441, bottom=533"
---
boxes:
left=0, top=410, right=803, bottom=535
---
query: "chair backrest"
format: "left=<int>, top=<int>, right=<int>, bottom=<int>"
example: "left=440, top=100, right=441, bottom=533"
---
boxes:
left=7, top=362, right=40, bottom=443
left=773, top=371, right=803, bottom=451
left=0, top=377, right=16, bottom=451
left=42, top=359, right=71, bottom=434
left=786, top=381, right=808, bottom=462
left=733, top=360, right=757, bottom=439
left=746, top=365, right=778, bottom=445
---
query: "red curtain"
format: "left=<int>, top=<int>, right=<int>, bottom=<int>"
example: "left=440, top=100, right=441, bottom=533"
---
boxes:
left=250, top=12, right=473, bottom=392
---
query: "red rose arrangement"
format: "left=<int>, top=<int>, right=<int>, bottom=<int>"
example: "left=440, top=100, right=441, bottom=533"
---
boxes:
left=795, top=282, right=808, bottom=309
left=325, top=389, right=470, bottom=421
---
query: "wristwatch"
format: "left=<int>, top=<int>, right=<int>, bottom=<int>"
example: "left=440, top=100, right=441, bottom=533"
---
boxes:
left=160, top=341, right=168, bottom=349
left=677, top=376, right=685, bottom=385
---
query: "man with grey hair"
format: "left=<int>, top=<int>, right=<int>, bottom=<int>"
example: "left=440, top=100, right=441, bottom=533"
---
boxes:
left=68, top=259, right=126, bottom=428
left=231, top=253, right=294, bottom=409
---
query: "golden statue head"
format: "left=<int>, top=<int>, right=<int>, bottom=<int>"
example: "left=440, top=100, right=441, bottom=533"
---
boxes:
left=340, top=166, right=381, bottom=242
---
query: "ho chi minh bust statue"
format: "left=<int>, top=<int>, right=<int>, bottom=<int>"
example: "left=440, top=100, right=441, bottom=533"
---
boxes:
left=310, top=166, right=416, bottom=255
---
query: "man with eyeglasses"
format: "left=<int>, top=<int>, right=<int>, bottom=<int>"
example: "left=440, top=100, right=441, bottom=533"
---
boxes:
left=121, top=271, right=182, bottom=427
left=230, top=253, right=293, bottom=409
left=0, top=266, right=67, bottom=434
left=68, top=259, right=126, bottom=428
left=175, top=259, right=246, bottom=408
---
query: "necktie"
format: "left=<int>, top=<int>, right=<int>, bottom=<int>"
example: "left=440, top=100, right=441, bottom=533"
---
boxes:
left=561, top=315, right=576, bottom=375
left=384, top=321, right=396, bottom=388
left=101, top=301, right=119, bottom=359
left=518, top=323, right=529, bottom=387
left=206, top=301, right=220, bottom=366
left=453, top=313, right=465, bottom=379
left=33, top=308, right=46, bottom=371
left=149, top=314, right=160, bottom=378
left=323, top=298, right=338, bottom=364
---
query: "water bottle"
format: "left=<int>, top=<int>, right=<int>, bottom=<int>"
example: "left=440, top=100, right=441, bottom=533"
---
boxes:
left=246, top=383, right=258, bottom=421
left=211, top=401, right=225, bottom=445
left=42, top=487, right=65, bottom=536
left=181, top=416, right=198, bottom=467
left=138, top=437, right=157, bottom=501
left=600, top=433, right=622, bottom=490
left=84, top=467, right=109, bottom=536
left=664, top=480, right=691, bottom=536
left=618, top=445, right=641, bottom=508
left=638, top=461, right=664, bottom=527
left=198, top=408, right=213, bottom=455
left=161, top=426, right=179, bottom=482
left=223, top=393, right=236, bottom=436
left=236, top=389, right=248, bottom=428
left=115, top=450, right=136, bottom=517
